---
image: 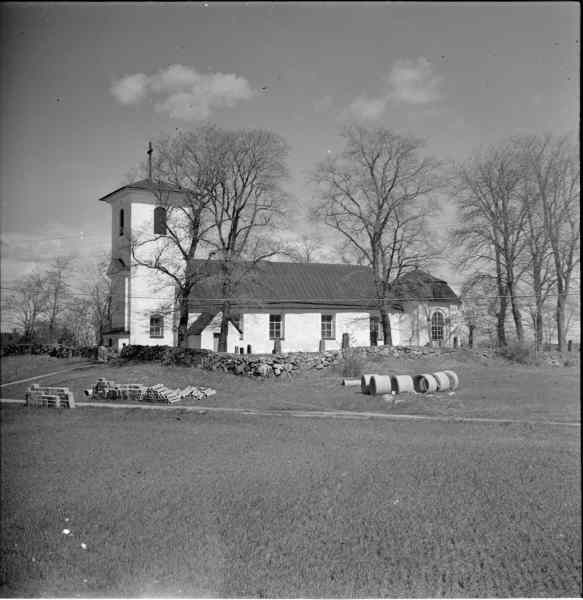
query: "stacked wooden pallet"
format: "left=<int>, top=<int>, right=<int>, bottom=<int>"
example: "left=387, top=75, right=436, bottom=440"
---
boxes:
left=87, top=379, right=145, bottom=401
left=142, top=384, right=185, bottom=404
left=86, top=379, right=217, bottom=404
left=25, top=384, right=75, bottom=408
left=179, top=385, right=217, bottom=401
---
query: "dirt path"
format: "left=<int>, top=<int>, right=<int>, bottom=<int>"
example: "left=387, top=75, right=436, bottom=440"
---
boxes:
left=1, top=398, right=579, bottom=427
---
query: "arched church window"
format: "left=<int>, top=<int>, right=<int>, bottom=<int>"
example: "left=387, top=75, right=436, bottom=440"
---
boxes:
left=150, top=314, right=164, bottom=338
left=154, top=207, right=167, bottom=235
left=431, top=311, right=444, bottom=341
left=119, top=209, right=124, bottom=236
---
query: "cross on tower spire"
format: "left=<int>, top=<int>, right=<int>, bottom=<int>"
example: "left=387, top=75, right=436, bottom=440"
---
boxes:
left=147, top=141, right=153, bottom=180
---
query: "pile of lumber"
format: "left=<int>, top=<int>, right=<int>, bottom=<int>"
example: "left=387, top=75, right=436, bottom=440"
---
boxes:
left=25, top=384, right=75, bottom=408
left=142, top=384, right=216, bottom=404
left=85, top=378, right=216, bottom=404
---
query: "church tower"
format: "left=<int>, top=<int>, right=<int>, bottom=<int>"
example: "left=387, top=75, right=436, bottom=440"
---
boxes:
left=98, top=150, right=187, bottom=350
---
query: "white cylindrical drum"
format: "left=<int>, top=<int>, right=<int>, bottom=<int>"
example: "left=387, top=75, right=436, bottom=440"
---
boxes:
left=432, top=371, right=451, bottom=391
left=413, top=373, right=438, bottom=393
left=361, top=374, right=377, bottom=394
left=391, top=374, right=414, bottom=394
left=442, top=370, right=459, bottom=390
left=369, top=375, right=392, bottom=396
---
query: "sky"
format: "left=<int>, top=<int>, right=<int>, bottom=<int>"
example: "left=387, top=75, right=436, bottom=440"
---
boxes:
left=0, top=2, right=579, bottom=304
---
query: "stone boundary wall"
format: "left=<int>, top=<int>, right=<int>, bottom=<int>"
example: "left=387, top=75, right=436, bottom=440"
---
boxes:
left=199, top=344, right=572, bottom=376
left=200, top=345, right=465, bottom=377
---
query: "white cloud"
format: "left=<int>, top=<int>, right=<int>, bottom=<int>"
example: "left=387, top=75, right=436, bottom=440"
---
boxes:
left=110, top=64, right=255, bottom=120
left=386, top=57, right=443, bottom=105
left=347, top=96, right=388, bottom=121
left=347, top=57, right=444, bottom=121
left=110, top=73, right=148, bottom=104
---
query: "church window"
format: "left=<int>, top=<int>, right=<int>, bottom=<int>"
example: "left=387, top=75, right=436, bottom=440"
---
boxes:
left=431, top=311, right=444, bottom=342
left=150, top=315, right=164, bottom=338
left=154, top=207, right=167, bottom=235
left=119, top=209, right=124, bottom=236
left=269, top=314, right=283, bottom=340
left=321, top=314, right=335, bottom=339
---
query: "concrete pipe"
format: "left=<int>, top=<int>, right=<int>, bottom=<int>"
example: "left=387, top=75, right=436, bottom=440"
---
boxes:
left=432, top=371, right=451, bottom=391
left=370, top=375, right=392, bottom=396
left=391, top=374, right=415, bottom=394
left=413, top=373, right=439, bottom=393
left=360, top=374, right=378, bottom=394
left=442, top=370, right=459, bottom=390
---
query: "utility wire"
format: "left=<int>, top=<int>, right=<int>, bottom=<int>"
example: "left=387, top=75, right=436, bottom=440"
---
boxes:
left=1, top=285, right=580, bottom=303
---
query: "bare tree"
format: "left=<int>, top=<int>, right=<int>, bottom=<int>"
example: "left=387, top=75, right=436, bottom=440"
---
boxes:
left=45, top=256, right=74, bottom=343
left=67, top=254, right=112, bottom=346
left=460, top=273, right=500, bottom=348
left=452, top=142, right=530, bottom=346
left=519, top=134, right=580, bottom=352
left=518, top=170, right=556, bottom=351
left=129, top=126, right=290, bottom=350
left=201, top=127, right=290, bottom=351
left=278, top=233, right=323, bottom=263
left=4, top=271, right=49, bottom=341
left=129, top=130, right=219, bottom=347
left=310, top=124, right=442, bottom=345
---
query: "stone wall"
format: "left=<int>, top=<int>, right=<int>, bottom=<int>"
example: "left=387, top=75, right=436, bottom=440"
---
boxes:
left=200, top=344, right=462, bottom=377
left=198, top=343, right=574, bottom=377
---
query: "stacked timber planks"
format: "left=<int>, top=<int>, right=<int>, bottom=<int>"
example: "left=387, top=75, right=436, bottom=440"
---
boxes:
left=25, top=385, right=75, bottom=408
left=86, top=379, right=216, bottom=404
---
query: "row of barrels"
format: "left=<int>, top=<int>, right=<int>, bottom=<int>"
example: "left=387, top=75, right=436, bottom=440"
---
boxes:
left=343, top=370, right=459, bottom=396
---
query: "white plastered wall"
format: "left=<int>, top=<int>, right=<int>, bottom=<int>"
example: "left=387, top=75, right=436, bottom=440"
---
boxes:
left=129, top=198, right=183, bottom=346
left=186, top=312, right=241, bottom=352
left=188, top=310, right=373, bottom=354
left=403, top=302, right=462, bottom=347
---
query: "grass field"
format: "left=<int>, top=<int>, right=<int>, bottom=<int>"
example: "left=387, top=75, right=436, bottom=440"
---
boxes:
left=1, top=405, right=580, bottom=597
left=0, top=354, right=91, bottom=384
left=0, top=352, right=581, bottom=596
left=1, top=352, right=580, bottom=423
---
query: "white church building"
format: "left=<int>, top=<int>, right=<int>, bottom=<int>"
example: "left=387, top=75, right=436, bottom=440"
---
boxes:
left=99, top=179, right=463, bottom=353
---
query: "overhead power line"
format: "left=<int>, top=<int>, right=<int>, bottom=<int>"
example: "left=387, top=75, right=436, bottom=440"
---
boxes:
left=0, top=286, right=580, bottom=304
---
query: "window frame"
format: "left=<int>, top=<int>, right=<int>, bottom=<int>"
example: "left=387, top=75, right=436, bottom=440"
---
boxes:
left=153, top=206, right=167, bottom=236
left=149, top=314, right=164, bottom=339
left=321, top=314, right=336, bottom=340
left=431, top=311, right=445, bottom=341
left=269, top=314, right=284, bottom=340
left=119, top=208, right=124, bottom=237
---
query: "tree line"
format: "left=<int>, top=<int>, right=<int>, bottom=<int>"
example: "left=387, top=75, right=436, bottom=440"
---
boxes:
left=453, top=134, right=579, bottom=352
left=2, top=255, right=111, bottom=348
left=3, top=124, right=579, bottom=352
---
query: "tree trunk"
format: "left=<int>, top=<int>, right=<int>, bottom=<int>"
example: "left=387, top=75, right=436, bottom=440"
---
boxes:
left=496, top=293, right=508, bottom=347
left=218, top=301, right=230, bottom=352
left=556, top=291, right=567, bottom=353
left=218, top=269, right=233, bottom=353
left=176, top=292, right=190, bottom=347
left=534, top=305, right=543, bottom=352
left=495, top=248, right=507, bottom=347
left=507, top=281, right=523, bottom=342
left=468, top=324, right=474, bottom=348
left=370, top=318, right=378, bottom=346
left=380, top=306, right=393, bottom=346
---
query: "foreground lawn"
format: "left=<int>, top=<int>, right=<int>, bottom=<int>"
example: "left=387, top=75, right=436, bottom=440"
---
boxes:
left=1, top=353, right=580, bottom=423
left=0, top=405, right=580, bottom=597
